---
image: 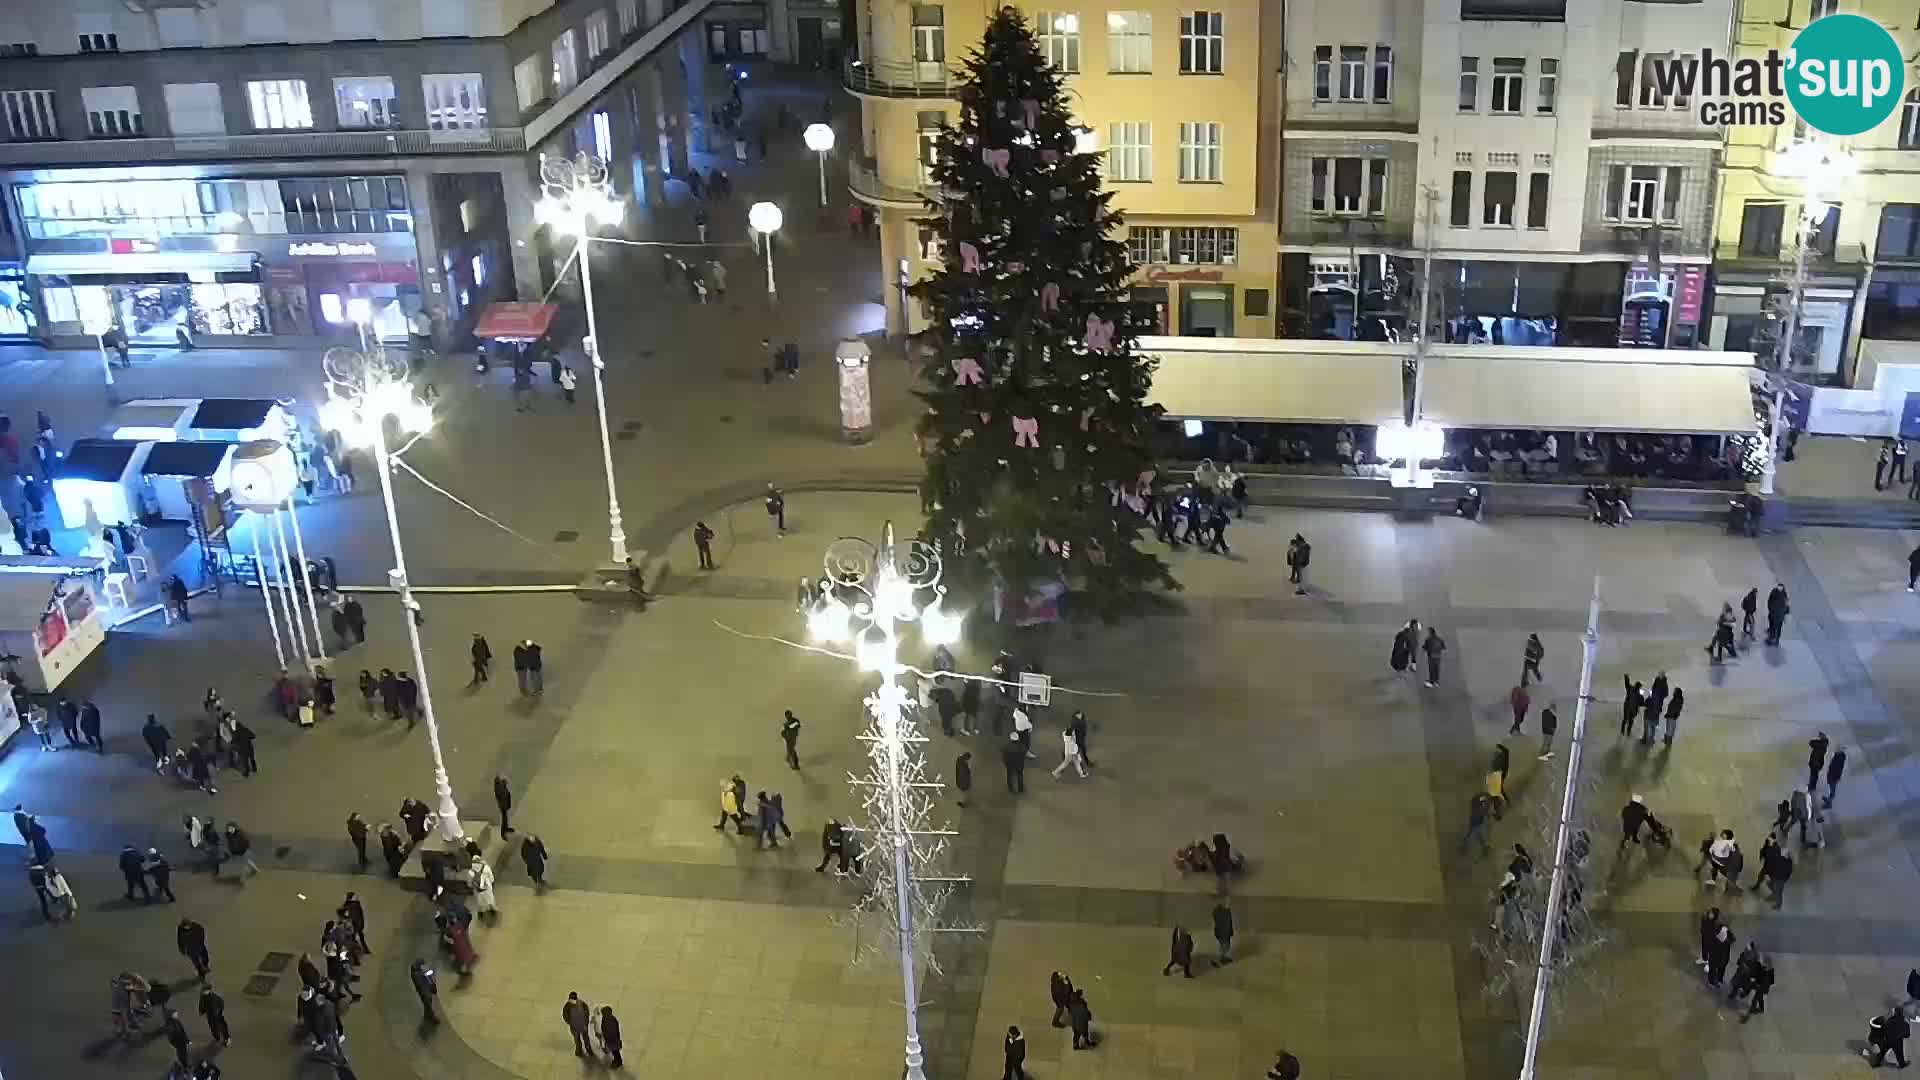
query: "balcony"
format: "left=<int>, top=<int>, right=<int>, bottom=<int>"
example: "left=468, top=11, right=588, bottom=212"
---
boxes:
left=848, top=155, right=935, bottom=208
left=843, top=58, right=962, bottom=99
left=0, top=127, right=527, bottom=167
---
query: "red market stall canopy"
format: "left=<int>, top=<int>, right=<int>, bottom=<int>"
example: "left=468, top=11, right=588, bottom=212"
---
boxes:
left=473, top=302, right=558, bottom=342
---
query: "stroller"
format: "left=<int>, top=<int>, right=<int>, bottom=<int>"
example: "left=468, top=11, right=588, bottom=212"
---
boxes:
left=1642, top=813, right=1674, bottom=849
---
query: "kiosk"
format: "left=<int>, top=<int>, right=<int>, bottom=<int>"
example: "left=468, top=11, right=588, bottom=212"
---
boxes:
left=0, top=575, right=105, bottom=692
left=52, top=439, right=152, bottom=531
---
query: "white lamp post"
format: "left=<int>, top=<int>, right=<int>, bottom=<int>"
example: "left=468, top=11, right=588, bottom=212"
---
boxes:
left=1759, top=141, right=1856, bottom=496
left=804, top=122, right=835, bottom=208
left=535, top=152, right=631, bottom=566
left=318, top=342, right=464, bottom=843
left=749, top=201, right=784, bottom=302
left=806, top=524, right=964, bottom=1080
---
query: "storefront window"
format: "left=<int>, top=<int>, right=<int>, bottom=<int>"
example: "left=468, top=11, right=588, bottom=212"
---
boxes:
left=0, top=270, right=34, bottom=336
left=15, top=175, right=409, bottom=238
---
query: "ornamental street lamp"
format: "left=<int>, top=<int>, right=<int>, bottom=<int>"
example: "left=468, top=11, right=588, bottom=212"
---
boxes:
left=318, top=342, right=464, bottom=843
left=749, top=201, right=783, bottom=302
left=806, top=524, right=964, bottom=1080
left=804, top=122, right=835, bottom=208
left=535, top=152, right=631, bottom=566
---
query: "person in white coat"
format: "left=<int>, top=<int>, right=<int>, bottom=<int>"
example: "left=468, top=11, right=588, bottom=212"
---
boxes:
left=471, top=855, right=498, bottom=917
left=45, top=865, right=76, bottom=919
left=1051, top=727, right=1087, bottom=779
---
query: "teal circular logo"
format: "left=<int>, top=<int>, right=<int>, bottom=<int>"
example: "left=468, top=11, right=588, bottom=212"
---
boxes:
left=1787, top=14, right=1906, bottom=136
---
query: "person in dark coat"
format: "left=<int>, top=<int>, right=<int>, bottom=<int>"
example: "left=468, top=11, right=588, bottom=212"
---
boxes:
left=1067, top=988, right=1094, bottom=1049
left=1868, top=1008, right=1912, bottom=1068
left=379, top=823, right=406, bottom=877
left=28, top=818, right=53, bottom=865
left=178, top=917, right=211, bottom=977
left=142, top=715, right=171, bottom=767
left=1268, top=1051, right=1303, bottom=1080
left=314, top=670, right=336, bottom=716
left=146, top=848, right=176, bottom=902
left=1697, top=908, right=1724, bottom=971
left=346, top=813, right=369, bottom=866
left=1618, top=795, right=1650, bottom=852
left=341, top=892, right=371, bottom=955
left=378, top=669, right=401, bottom=720
left=120, top=844, right=153, bottom=902
left=1069, top=710, right=1093, bottom=768
left=521, top=834, right=548, bottom=886
left=1765, top=583, right=1790, bottom=646
left=955, top=752, right=973, bottom=807
left=781, top=710, right=802, bottom=769
left=1663, top=687, right=1685, bottom=745
left=410, top=960, right=439, bottom=1023
left=342, top=596, right=366, bottom=643
left=1704, top=923, right=1735, bottom=988
left=395, top=672, right=420, bottom=726
left=78, top=700, right=103, bottom=752
left=1212, top=899, right=1236, bottom=964
left=1807, top=732, right=1830, bottom=794
left=563, top=992, right=593, bottom=1056
left=163, top=1006, right=192, bottom=1068
left=814, top=820, right=845, bottom=874
left=1164, top=926, right=1196, bottom=977
left=960, top=678, right=982, bottom=736
left=493, top=775, right=513, bottom=835
left=1824, top=747, right=1848, bottom=807
left=199, top=981, right=230, bottom=1045
left=1003, top=1025, right=1027, bottom=1080
left=1620, top=677, right=1644, bottom=736
left=1422, top=627, right=1446, bottom=686
left=1001, top=734, right=1026, bottom=794
left=1049, top=971, right=1074, bottom=1026
left=470, top=634, right=492, bottom=685
left=55, top=696, right=80, bottom=748
left=1740, top=587, right=1759, bottom=640
left=599, top=1006, right=624, bottom=1068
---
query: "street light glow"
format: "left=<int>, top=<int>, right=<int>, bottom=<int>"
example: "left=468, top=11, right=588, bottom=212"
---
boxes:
left=804, top=122, right=836, bottom=153
left=749, top=201, right=784, bottom=235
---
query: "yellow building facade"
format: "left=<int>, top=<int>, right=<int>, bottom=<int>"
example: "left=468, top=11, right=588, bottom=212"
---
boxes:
left=1706, top=0, right=1920, bottom=384
left=846, top=0, right=1280, bottom=337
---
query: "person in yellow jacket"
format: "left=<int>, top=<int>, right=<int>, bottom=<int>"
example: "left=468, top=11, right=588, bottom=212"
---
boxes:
left=714, top=775, right=748, bottom=833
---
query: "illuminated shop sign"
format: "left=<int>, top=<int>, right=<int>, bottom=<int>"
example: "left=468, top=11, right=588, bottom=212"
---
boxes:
left=287, top=241, right=378, bottom=258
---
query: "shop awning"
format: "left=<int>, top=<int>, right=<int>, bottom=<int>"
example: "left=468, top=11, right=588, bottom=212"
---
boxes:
left=1420, top=351, right=1758, bottom=434
left=26, top=251, right=259, bottom=277
left=189, top=398, right=278, bottom=431
left=1143, top=338, right=1406, bottom=425
left=473, top=301, right=557, bottom=341
left=142, top=440, right=232, bottom=478
left=56, top=439, right=146, bottom=482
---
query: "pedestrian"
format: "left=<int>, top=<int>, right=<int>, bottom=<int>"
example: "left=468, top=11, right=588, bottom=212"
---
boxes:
left=410, top=959, right=439, bottom=1023
left=1538, top=704, right=1559, bottom=759
left=1212, top=898, right=1235, bottom=965
left=1741, top=587, right=1759, bottom=640
left=142, top=714, right=171, bottom=770
left=470, top=634, right=492, bottom=684
left=1618, top=795, right=1650, bottom=852
left=146, top=848, right=176, bottom=902
left=765, top=484, right=786, bottom=534
left=1507, top=683, right=1530, bottom=735
left=1422, top=627, right=1446, bottom=687
left=314, top=669, right=336, bottom=717
left=493, top=775, right=513, bottom=835
left=715, top=776, right=746, bottom=832
left=815, top=819, right=845, bottom=874
left=563, top=992, right=593, bottom=1057
left=27, top=862, right=52, bottom=921
left=55, top=696, right=79, bottom=748
left=1909, top=544, right=1920, bottom=591
left=79, top=699, right=102, bottom=752
left=1048, top=971, right=1075, bottom=1026
left=163, top=1006, right=192, bottom=1069
left=557, top=363, right=576, bottom=405
left=1695, top=906, right=1723, bottom=971
left=1878, top=443, right=1893, bottom=490
left=1708, top=603, right=1737, bottom=662
left=1701, top=829, right=1740, bottom=889
left=120, top=843, right=153, bottom=902
left=1824, top=746, right=1848, bottom=807
left=1001, top=733, right=1026, bottom=794
left=954, top=752, right=973, bottom=807
left=1011, top=704, right=1034, bottom=758
left=331, top=596, right=353, bottom=650
left=1743, top=956, right=1775, bottom=1018
left=1620, top=676, right=1644, bottom=736
left=591, top=1004, right=622, bottom=1067
left=781, top=710, right=801, bottom=769
left=1268, top=1051, right=1304, bottom=1080
left=1763, top=844, right=1794, bottom=908
left=470, top=854, right=498, bottom=917
left=346, top=813, right=369, bottom=866
left=1522, top=633, right=1544, bottom=686
left=1663, top=687, right=1684, bottom=745
left=225, top=822, right=258, bottom=878
left=1051, top=726, right=1088, bottom=779
left=1164, top=925, right=1196, bottom=977
left=755, top=792, right=782, bottom=850
left=1003, top=1025, right=1027, bottom=1080
left=29, top=816, right=53, bottom=866
left=1903, top=439, right=1915, bottom=486
left=693, top=520, right=716, bottom=570
left=45, top=863, right=75, bottom=920
left=396, top=671, right=420, bottom=726
left=960, top=677, right=981, bottom=736
left=1068, top=709, right=1093, bottom=768
left=341, top=892, right=370, bottom=955
left=520, top=639, right=544, bottom=694
left=1807, top=731, right=1830, bottom=793
left=708, top=258, right=727, bottom=299
left=1461, top=791, right=1494, bottom=854
left=1867, top=1008, right=1913, bottom=1068
left=199, top=980, right=230, bottom=1046
left=1287, top=534, right=1311, bottom=594
left=378, top=668, right=400, bottom=720
left=1068, top=988, right=1095, bottom=1049
left=343, top=596, right=366, bottom=643
left=380, top=823, right=405, bottom=877
left=1765, top=582, right=1790, bottom=645
left=167, top=575, right=192, bottom=622
left=521, top=833, right=548, bottom=886
left=28, top=705, right=52, bottom=750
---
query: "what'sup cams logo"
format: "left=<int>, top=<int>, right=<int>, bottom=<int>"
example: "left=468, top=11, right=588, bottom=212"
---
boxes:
left=1643, top=13, right=1906, bottom=136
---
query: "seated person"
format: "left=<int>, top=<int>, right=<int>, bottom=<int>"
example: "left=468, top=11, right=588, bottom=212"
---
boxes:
left=1455, top=486, right=1483, bottom=520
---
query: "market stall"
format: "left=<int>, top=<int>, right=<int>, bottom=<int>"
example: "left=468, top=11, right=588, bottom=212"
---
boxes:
left=183, top=398, right=295, bottom=443
left=52, top=439, right=152, bottom=531
left=109, top=398, right=200, bottom=442
left=140, top=440, right=236, bottom=522
left=0, top=575, right=105, bottom=692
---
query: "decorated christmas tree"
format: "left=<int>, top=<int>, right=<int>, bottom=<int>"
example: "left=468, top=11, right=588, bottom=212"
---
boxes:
left=911, top=6, right=1175, bottom=620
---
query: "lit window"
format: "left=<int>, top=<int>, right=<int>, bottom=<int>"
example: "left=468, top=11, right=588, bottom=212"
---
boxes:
left=1106, top=121, right=1151, bottom=181
left=423, top=74, right=487, bottom=132
left=514, top=57, right=543, bottom=111
left=2, top=89, right=60, bottom=140
left=246, top=79, right=313, bottom=130
left=1538, top=59, right=1558, bottom=114
left=333, top=76, right=397, bottom=129
left=1313, top=157, right=1388, bottom=216
left=1036, top=12, right=1080, bottom=73
left=586, top=11, right=611, bottom=58
left=593, top=109, right=612, bottom=161
left=1127, top=225, right=1167, bottom=264
left=1177, top=121, right=1221, bottom=182
left=1458, top=58, right=1478, bottom=112
left=471, top=254, right=487, bottom=287
left=1313, top=46, right=1331, bottom=102
left=1483, top=171, right=1516, bottom=226
left=1372, top=46, right=1392, bottom=103
left=81, top=86, right=141, bottom=137
left=618, top=0, right=639, bottom=34
left=552, top=30, right=580, bottom=94
left=1107, top=11, right=1151, bottom=74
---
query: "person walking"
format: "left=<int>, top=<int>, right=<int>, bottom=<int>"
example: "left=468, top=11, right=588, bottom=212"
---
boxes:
left=1618, top=795, right=1650, bottom=853
left=563, top=992, right=594, bottom=1057
left=1705, top=922, right=1735, bottom=988
left=346, top=813, right=369, bottom=867
left=470, top=854, right=498, bottom=918
left=79, top=700, right=103, bottom=752
left=163, top=1006, right=192, bottom=1070
left=1537, top=703, right=1559, bottom=760
left=1879, top=443, right=1895, bottom=490
left=198, top=981, right=230, bottom=1046
left=1663, top=687, right=1685, bottom=746
left=493, top=775, right=513, bottom=835
left=1741, top=587, right=1759, bottom=641
left=815, top=820, right=845, bottom=874
left=120, top=844, right=152, bottom=902
left=1048, top=972, right=1075, bottom=1026
left=522, top=639, right=544, bottom=694
left=1164, top=926, right=1196, bottom=977
left=410, top=959, right=440, bottom=1024
left=955, top=751, right=974, bottom=806
left=1824, top=747, right=1848, bottom=807
left=765, top=484, right=786, bottom=535
left=1422, top=627, right=1446, bottom=687
left=715, top=776, right=746, bottom=833
left=332, top=597, right=354, bottom=651
left=342, top=595, right=366, bottom=643
left=1867, top=1008, right=1913, bottom=1068
left=45, top=863, right=75, bottom=920
left=1001, top=733, right=1026, bottom=794
left=146, top=848, right=176, bottom=902
left=1620, top=677, right=1644, bottom=736
left=56, top=696, right=80, bottom=748
left=1644, top=671, right=1668, bottom=739
left=1461, top=791, right=1494, bottom=855
left=142, top=714, right=171, bottom=771
left=754, top=792, right=782, bottom=850
left=512, top=641, right=534, bottom=696
left=1807, top=731, right=1830, bottom=794
left=1051, top=726, right=1088, bottom=779
left=225, top=822, right=258, bottom=878
left=1211, top=898, right=1235, bottom=965
left=521, top=834, right=549, bottom=887
left=470, top=634, right=492, bottom=685
left=599, top=1005, right=624, bottom=1068
left=1765, top=583, right=1790, bottom=646
left=1507, top=684, right=1530, bottom=735
left=694, top=521, right=716, bottom=570
left=557, top=364, right=577, bottom=405
left=1522, top=633, right=1544, bottom=686
left=27, top=862, right=53, bottom=921
left=1003, top=1025, right=1027, bottom=1080
left=1287, top=534, right=1311, bottom=594
left=1696, top=907, right=1724, bottom=971
left=380, top=823, right=406, bottom=877
left=342, top=892, right=371, bottom=955
left=1067, top=988, right=1095, bottom=1050
left=960, top=677, right=981, bottom=736
left=781, top=710, right=801, bottom=769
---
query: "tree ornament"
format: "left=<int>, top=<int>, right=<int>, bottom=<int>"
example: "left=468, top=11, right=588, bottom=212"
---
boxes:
left=953, top=356, right=986, bottom=386
left=958, top=241, right=983, bottom=273
left=1012, top=416, right=1040, bottom=448
left=982, top=147, right=1011, bottom=177
left=1041, top=282, right=1062, bottom=311
left=1021, top=99, right=1040, bottom=130
left=1084, top=314, right=1116, bottom=353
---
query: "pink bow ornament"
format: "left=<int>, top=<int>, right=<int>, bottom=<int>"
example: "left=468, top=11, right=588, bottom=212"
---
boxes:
left=1084, top=315, right=1115, bottom=353
left=1036, top=533, right=1061, bottom=554
left=958, top=241, right=983, bottom=273
left=1012, top=416, right=1040, bottom=449
left=1041, top=283, right=1062, bottom=312
left=982, top=148, right=1011, bottom=177
left=953, top=357, right=986, bottom=386
left=1021, top=99, right=1040, bottom=130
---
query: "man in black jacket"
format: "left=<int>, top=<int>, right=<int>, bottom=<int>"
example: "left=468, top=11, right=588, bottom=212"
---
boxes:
left=79, top=700, right=103, bottom=752
left=1765, top=583, right=1790, bottom=646
left=470, top=634, right=492, bottom=684
left=146, top=848, right=175, bottom=902
left=1212, top=899, right=1235, bottom=965
left=1163, top=926, right=1195, bottom=977
left=410, top=960, right=439, bottom=1023
left=119, top=844, right=151, bottom=902
left=199, top=980, right=230, bottom=1046
left=1049, top=971, right=1074, bottom=1026
left=1003, top=1025, right=1026, bottom=1080
left=177, top=917, right=210, bottom=977
left=493, top=775, right=514, bottom=835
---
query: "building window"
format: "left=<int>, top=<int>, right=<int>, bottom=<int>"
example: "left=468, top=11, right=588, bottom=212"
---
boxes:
left=1459, top=57, right=1479, bottom=112
left=246, top=79, right=313, bottom=130
left=593, top=109, right=612, bottom=161
left=1809, top=0, right=1838, bottom=19
left=1313, top=46, right=1331, bottom=102
left=2, top=90, right=58, bottom=140
left=333, top=76, right=397, bottom=129
left=1606, top=164, right=1681, bottom=223
left=163, top=83, right=225, bottom=136
left=1180, top=11, right=1223, bottom=74
left=1373, top=45, right=1393, bottom=103
left=912, top=5, right=947, bottom=72
left=1490, top=58, right=1524, bottom=114
left=1639, top=53, right=1669, bottom=107
left=1902, top=90, right=1920, bottom=149
left=1526, top=172, right=1549, bottom=228
left=619, top=0, right=640, bottom=35
left=1108, top=11, right=1151, bottom=73
left=587, top=12, right=612, bottom=58
left=1740, top=201, right=1785, bottom=256
left=917, top=110, right=944, bottom=184
left=1662, top=165, right=1683, bottom=222
left=1483, top=171, right=1516, bottom=225
left=1177, top=121, right=1221, bottom=182
left=1338, top=46, right=1367, bottom=101
left=1312, top=157, right=1387, bottom=216
left=1450, top=170, right=1472, bottom=226
left=1036, top=12, right=1080, bottom=74
left=514, top=56, right=543, bottom=111
left=1876, top=204, right=1920, bottom=259
left=1615, top=51, right=1635, bottom=107
left=1173, top=226, right=1236, bottom=263
left=81, top=86, right=141, bottom=137
left=423, top=74, right=487, bottom=131
left=552, top=31, right=581, bottom=94
left=1538, top=58, right=1558, bottom=114
left=77, top=32, right=119, bottom=52
left=1128, top=225, right=1169, bottom=263
left=1106, top=121, right=1151, bottom=181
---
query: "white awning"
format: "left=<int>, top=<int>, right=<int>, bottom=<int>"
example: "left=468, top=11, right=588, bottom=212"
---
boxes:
left=1144, top=340, right=1405, bottom=425
left=1421, top=354, right=1758, bottom=435
left=27, top=251, right=258, bottom=277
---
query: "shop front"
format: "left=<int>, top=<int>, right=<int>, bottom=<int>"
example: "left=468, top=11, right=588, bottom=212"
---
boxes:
left=1707, top=266, right=1862, bottom=384
left=264, top=236, right=422, bottom=341
left=0, top=262, right=33, bottom=339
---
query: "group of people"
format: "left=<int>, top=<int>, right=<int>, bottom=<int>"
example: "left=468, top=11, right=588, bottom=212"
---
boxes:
left=293, top=893, right=375, bottom=1073
left=1872, top=437, right=1920, bottom=498
left=22, top=693, right=105, bottom=753
left=1390, top=619, right=1448, bottom=687
left=15, top=806, right=77, bottom=921
left=1616, top=671, right=1687, bottom=747
left=713, top=773, right=793, bottom=850
left=1148, top=460, right=1248, bottom=556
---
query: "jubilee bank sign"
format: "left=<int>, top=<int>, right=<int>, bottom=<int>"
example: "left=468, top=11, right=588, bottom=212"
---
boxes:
left=286, top=241, right=379, bottom=258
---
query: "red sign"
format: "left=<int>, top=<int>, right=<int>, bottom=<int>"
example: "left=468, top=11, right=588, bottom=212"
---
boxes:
left=109, top=239, right=158, bottom=255
left=473, top=301, right=558, bottom=341
left=36, top=606, right=66, bottom=657
left=1144, top=266, right=1225, bottom=283
left=1674, top=265, right=1707, bottom=326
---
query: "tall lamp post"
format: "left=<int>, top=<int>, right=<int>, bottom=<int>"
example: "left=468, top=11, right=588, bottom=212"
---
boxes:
left=806, top=524, right=964, bottom=1080
left=318, top=342, right=464, bottom=843
left=1759, top=141, right=1856, bottom=496
left=804, top=122, right=835, bottom=208
left=749, top=201, right=783, bottom=302
left=535, top=152, right=631, bottom=566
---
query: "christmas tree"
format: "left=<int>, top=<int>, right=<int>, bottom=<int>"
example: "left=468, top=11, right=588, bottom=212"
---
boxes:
left=911, top=6, right=1175, bottom=620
